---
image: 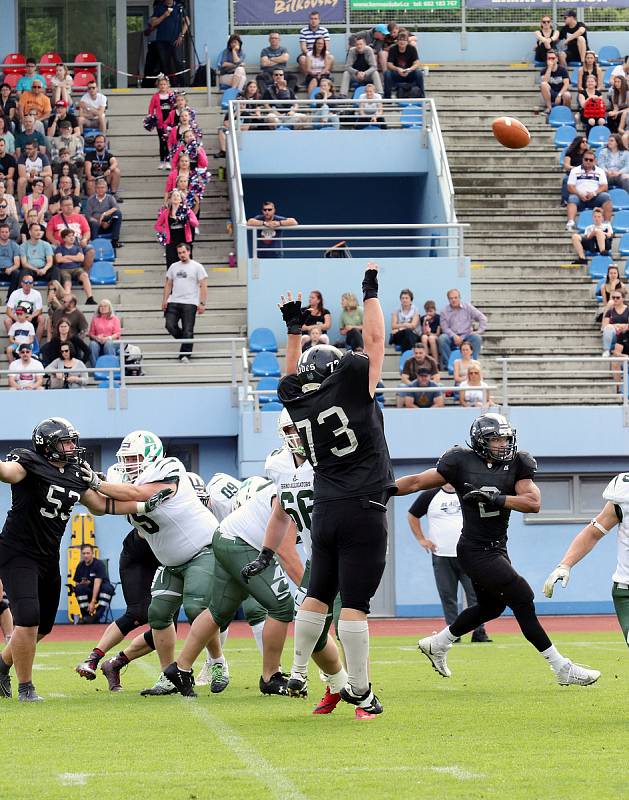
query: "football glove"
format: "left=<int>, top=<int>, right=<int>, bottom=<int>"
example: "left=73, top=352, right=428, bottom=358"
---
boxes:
left=462, top=483, right=506, bottom=508
left=362, top=264, right=379, bottom=301
left=81, top=462, right=102, bottom=491
left=543, top=564, right=571, bottom=598
left=137, top=487, right=174, bottom=514
left=279, top=293, right=302, bottom=335
left=240, top=547, right=275, bottom=583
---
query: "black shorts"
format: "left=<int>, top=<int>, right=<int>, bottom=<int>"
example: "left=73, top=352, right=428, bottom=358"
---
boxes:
left=456, top=537, right=521, bottom=598
left=307, top=495, right=388, bottom=614
left=582, top=236, right=611, bottom=254
left=0, top=545, right=61, bottom=636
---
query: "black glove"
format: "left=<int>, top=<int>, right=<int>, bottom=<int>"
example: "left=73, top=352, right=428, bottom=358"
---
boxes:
left=240, top=546, right=275, bottom=583
left=362, top=268, right=379, bottom=301
left=279, top=297, right=302, bottom=335
left=462, top=483, right=506, bottom=508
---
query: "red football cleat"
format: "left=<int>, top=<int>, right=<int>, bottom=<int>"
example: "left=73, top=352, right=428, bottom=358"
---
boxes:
left=312, top=686, right=341, bottom=715
left=355, top=707, right=378, bottom=720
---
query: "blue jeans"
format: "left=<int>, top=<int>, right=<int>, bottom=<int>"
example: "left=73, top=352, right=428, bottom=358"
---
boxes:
left=89, top=211, right=123, bottom=243
left=438, top=333, right=482, bottom=370
left=384, top=69, right=425, bottom=99
left=90, top=338, right=117, bottom=366
left=602, top=326, right=617, bottom=353
left=567, top=192, right=611, bottom=210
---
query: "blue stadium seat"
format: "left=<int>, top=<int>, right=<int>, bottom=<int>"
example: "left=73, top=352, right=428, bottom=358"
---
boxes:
left=609, top=188, right=629, bottom=210
left=618, top=233, right=629, bottom=257
left=256, top=376, right=279, bottom=404
left=548, top=106, right=574, bottom=128
left=567, top=60, right=582, bottom=67
left=569, top=66, right=579, bottom=88
left=447, top=349, right=461, bottom=376
left=400, top=105, right=423, bottom=129
left=363, top=125, right=381, bottom=130
left=588, top=126, right=611, bottom=148
left=252, top=352, right=280, bottom=377
left=576, top=209, right=593, bottom=233
left=353, top=85, right=366, bottom=100
left=399, top=348, right=413, bottom=372
left=97, top=380, right=121, bottom=388
left=249, top=327, right=278, bottom=353
left=589, top=255, right=613, bottom=279
left=554, top=125, right=576, bottom=149
left=534, top=60, right=545, bottom=68
left=220, top=87, right=239, bottom=111
left=91, top=238, right=115, bottom=261
left=261, top=401, right=283, bottom=412
left=595, top=277, right=605, bottom=300
left=94, top=354, right=120, bottom=382
left=277, top=125, right=291, bottom=131
left=598, top=45, right=622, bottom=66
left=604, top=66, right=615, bottom=87
left=612, top=210, right=629, bottom=233
left=558, top=146, right=567, bottom=166
left=90, top=261, right=116, bottom=285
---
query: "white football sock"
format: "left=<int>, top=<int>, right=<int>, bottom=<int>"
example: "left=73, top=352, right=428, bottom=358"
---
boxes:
left=292, top=610, right=327, bottom=674
left=219, top=628, right=229, bottom=649
left=433, top=626, right=458, bottom=648
left=541, top=645, right=570, bottom=672
left=210, top=655, right=225, bottom=667
left=327, top=666, right=349, bottom=694
left=250, top=620, right=265, bottom=656
left=337, top=619, right=370, bottom=696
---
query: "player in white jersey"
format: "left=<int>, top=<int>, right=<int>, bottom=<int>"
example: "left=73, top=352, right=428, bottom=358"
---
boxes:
left=207, top=472, right=241, bottom=523
left=544, top=472, right=629, bottom=647
left=242, top=409, right=351, bottom=715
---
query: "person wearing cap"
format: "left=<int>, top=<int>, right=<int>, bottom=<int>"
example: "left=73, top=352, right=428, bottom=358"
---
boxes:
left=5, top=305, right=35, bottom=363
left=409, top=368, right=444, bottom=409
left=557, top=9, right=588, bottom=67
left=15, top=59, right=47, bottom=94
left=46, top=99, right=80, bottom=138
left=397, top=343, right=440, bottom=408
left=7, top=342, right=44, bottom=390
left=4, top=274, right=44, bottom=339
left=50, top=120, right=85, bottom=169
left=350, top=23, right=397, bottom=73
left=385, top=31, right=424, bottom=99
left=297, top=11, right=332, bottom=77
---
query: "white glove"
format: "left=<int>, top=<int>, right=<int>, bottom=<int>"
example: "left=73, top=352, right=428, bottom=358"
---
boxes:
left=543, top=564, right=571, bottom=598
left=81, top=462, right=102, bottom=491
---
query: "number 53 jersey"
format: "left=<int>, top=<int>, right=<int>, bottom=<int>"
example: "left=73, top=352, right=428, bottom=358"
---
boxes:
left=266, top=447, right=314, bottom=559
left=0, top=448, right=87, bottom=560
left=278, top=352, right=395, bottom=502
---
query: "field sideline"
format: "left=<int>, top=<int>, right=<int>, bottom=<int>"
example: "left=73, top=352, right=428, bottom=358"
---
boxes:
left=3, top=621, right=627, bottom=800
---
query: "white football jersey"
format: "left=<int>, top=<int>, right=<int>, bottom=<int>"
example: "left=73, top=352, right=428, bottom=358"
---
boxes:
left=220, top=481, right=276, bottom=551
left=132, top=456, right=218, bottom=566
left=207, top=473, right=241, bottom=523
left=265, top=447, right=314, bottom=559
left=602, top=473, right=629, bottom=584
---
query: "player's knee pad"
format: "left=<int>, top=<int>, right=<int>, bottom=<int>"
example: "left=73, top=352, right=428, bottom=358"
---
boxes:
left=148, top=596, right=177, bottom=630
left=116, top=610, right=144, bottom=636
left=11, top=597, right=39, bottom=628
left=143, top=629, right=155, bottom=650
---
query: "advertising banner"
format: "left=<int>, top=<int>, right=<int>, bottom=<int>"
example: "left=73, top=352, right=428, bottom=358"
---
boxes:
left=234, top=0, right=346, bottom=25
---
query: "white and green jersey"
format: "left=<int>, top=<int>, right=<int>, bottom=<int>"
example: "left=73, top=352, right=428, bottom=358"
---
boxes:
left=265, top=447, right=314, bottom=559
left=220, top=481, right=276, bottom=551
left=602, top=474, right=629, bottom=584
left=131, top=456, right=218, bottom=567
left=207, top=473, right=241, bottom=523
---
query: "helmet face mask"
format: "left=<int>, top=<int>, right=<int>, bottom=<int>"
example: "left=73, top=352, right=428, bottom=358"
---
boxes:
left=116, top=430, right=163, bottom=482
left=277, top=408, right=305, bottom=457
left=469, top=413, right=517, bottom=463
left=32, top=417, right=84, bottom=465
left=296, top=344, right=343, bottom=392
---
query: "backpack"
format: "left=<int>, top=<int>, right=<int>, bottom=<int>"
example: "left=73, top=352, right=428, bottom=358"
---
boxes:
left=123, top=344, right=143, bottom=376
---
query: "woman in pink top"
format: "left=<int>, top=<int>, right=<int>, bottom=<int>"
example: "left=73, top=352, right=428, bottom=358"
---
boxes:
left=144, top=75, right=176, bottom=169
left=154, top=189, right=199, bottom=267
left=88, top=298, right=122, bottom=364
left=21, top=177, right=48, bottom=224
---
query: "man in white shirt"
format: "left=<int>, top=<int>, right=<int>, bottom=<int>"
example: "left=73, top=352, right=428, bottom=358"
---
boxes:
left=78, top=81, right=107, bottom=134
left=407, top=483, right=491, bottom=642
left=297, top=11, right=333, bottom=76
left=566, top=149, right=613, bottom=230
left=162, top=242, right=207, bottom=363
left=611, top=59, right=629, bottom=82
left=4, top=275, right=45, bottom=340
left=8, top=343, right=44, bottom=390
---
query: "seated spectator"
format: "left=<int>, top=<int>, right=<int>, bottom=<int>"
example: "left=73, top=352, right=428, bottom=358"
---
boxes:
left=87, top=298, right=121, bottom=364
left=571, top=206, right=613, bottom=264
left=601, top=264, right=625, bottom=307
left=50, top=293, right=88, bottom=339
left=46, top=99, right=80, bottom=138
left=16, top=141, right=52, bottom=202
left=262, top=69, right=307, bottom=129
left=0, top=83, right=17, bottom=128
left=0, top=140, right=17, bottom=196
left=15, top=58, right=47, bottom=93
left=46, top=197, right=96, bottom=275
left=155, top=189, right=199, bottom=267
left=16, top=222, right=56, bottom=296
left=41, top=315, right=91, bottom=367
left=406, top=368, right=444, bottom=409
left=540, top=51, right=571, bottom=113
left=397, top=342, right=439, bottom=408
left=78, top=80, right=107, bottom=134
left=14, top=112, right=46, bottom=159
left=54, top=228, right=96, bottom=305
left=49, top=172, right=81, bottom=216
left=0, top=117, right=15, bottom=156
left=4, top=273, right=44, bottom=335
left=247, top=200, right=298, bottom=259
left=0, top=187, right=18, bottom=237
left=300, top=290, right=331, bottom=347
left=356, top=83, right=384, bottom=129
left=607, top=76, right=629, bottom=135
left=5, top=305, right=35, bottom=362
left=304, top=37, right=334, bottom=95
left=17, top=80, right=51, bottom=126
left=561, top=135, right=588, bottom=204
left=438, top=288, right=487, bottom=370
left=49, top=64, right=73, bottom=106
left=565, top=149, right=613, bottom=230
left=312, top=92, right=340, bottom=130
left=72, top=545, right=115, bottom=622
left=258, top=32, right=294, bottom=94
left=45, top=341, right=88, bottom=389
left=349, top=23, right=392, bottom=72
left=162, top=242, right=207, bottom=362
left=384, top=31, right=424, bottom=99
left=217, top=34, right=247, bottom=92
left=302, top=323, right=324, bottom=352
left=453, top=341, right=480, bottom=385
left=597, top=133, right=629, bottom=192
left=419, top=299, right=441, bottom=362
left=579, top=74, right=607, bottom=129
left=534, top=14, right=559, bottom=64
left=0, top=221, right=20, bottom=283
left=18, top=209, right=38, bottom=245
left=20, top=177, right=48, bottom=224
left=341, top=37, right=383, bottom=96
left=389, top=288, right=420, bottom=351
left=459, top=365, right=494, bottom=408
left=602, top=288, right=628, bottom=356
left=85, top=134, right=121, bottom=199
left=85, top=178, right=123, bottom=248
left=146, top=75, right=175, bottom=169
left=577, top=50, right=604, bottom=93
left=557, top=9, right=588, bottom=67
left=297, top=11, right=331, bottom=78
left=50, top=120, right=84, bottom=170
left=338, top=291, right=364, bottom=350
left=8, top=342, right=44, bottom=390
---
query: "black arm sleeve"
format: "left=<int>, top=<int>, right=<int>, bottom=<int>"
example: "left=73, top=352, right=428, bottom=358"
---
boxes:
left=408, top=488, right=440, bottom=520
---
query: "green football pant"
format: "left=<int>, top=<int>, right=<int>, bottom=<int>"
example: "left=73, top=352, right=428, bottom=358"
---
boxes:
left=612, top=582, right=629, bottom=646
left=148, top=547, right=213, bottom=630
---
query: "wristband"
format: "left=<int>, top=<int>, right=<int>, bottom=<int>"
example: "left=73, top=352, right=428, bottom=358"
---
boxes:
left=260, top=546, right=275, bottom=562
left=362, top=268, right=379, bottom=301
left=494, top=494, right=507, bottom=508
left=136, top=500, right=148, bottom=514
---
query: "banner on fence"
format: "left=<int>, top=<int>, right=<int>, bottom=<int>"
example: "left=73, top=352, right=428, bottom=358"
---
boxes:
left=350, top=0, right=460, bottom=8
left=467, top=0, right=629, bottom=7
left=234, top=0, right=346, bottom=25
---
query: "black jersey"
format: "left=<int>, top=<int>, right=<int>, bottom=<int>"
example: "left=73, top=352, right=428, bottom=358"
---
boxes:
left=0, top=448, right=86, bottom=561
left=121, top=529, right=160, bottom=570
left=278, top=352, right=395, bottom=502
left=436, top=446, right=537, bottom=544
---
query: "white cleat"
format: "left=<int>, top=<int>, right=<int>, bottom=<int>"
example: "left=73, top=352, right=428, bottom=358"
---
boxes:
left=196, top=659, right=212, bottom=686
left=418, top=635, right=452, bottom=678
left=556, top=661, right=601, bottom=686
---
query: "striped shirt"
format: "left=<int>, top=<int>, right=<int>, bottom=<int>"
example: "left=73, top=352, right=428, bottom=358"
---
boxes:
left=299, top=25, right=330, bottom=53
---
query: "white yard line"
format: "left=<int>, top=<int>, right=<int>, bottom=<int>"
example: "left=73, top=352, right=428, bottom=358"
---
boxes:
left=58, top=773, right=91, bottom=786
left=431, top=766, right=483, bottom=780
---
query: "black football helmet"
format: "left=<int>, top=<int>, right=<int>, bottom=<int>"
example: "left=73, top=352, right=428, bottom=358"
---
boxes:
left=187, top=472, right=210, bottom=507
left=296, top=344, right=343, bottom=391
left=469, top=413, right=517, bottom=463
left=32, top=417, right=85, bottom=465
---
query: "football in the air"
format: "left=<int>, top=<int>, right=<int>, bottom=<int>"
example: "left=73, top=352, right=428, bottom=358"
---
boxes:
left=491, top=116, right=531, bottom=149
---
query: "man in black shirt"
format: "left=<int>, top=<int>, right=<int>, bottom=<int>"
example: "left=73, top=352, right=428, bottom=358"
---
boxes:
left=558, top=9, right=588, bottom=66
left=72, top=543, right=115, bottom=623
left=397, top=413, right=601, bottom=686
left=384, top=31, right=424, bottom=99
left=0, top=139, right=17, bottom=195
left=85, top=135, right=121, bottom=197
left=46, top=100, right=80, bottom=137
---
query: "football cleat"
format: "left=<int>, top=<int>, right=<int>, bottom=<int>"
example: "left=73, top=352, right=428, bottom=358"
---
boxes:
left=140, top=672, right=178, bottom=696
left=556, top=661, right=601, bottom=686
left=101, top=655, right=126, bottom=692
left=210, top=662, right=230, bottom=694
left=195, top=659, right=212, bottom=686
left=260, top=671, right=290, bottom=696
left=0, top=670, right=11, bottom=699
left=18, top=683, right=43, bottom=702
left=163, top=662, right=197, bottom=697
left=471, top=628, right=493, bottom=643
left=355, top=707, right=378, bottom=720
left=340, top=684, right=383, bottom=715
left=418, top=634, right=452, bottom=678
left=312, top=685, right=341, bottom=715
left=75, top=658, right=99, bottom=680
left=285, top=672, right=308, bottom=698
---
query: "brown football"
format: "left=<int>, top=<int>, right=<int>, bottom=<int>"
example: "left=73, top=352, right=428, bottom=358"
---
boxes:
left=491, top=116, right=531, bottom=149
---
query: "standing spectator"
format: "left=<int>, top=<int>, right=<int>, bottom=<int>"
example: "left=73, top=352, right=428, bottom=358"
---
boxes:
left=85, top=135, right=121, bottom=198
left=164, top=93, right=200, bottom=139
left=419, top=299, right=441, bottom=363
left=0, top=139, right=16, bottom=195
left=46, top=197, right=96, bottom=275
left=0, top=199, right=19, bottom=241
left=166, top=108, right=199, bottom=156
left=341, top=38, right=383, bottom=96
left=389, top=288, right=420, bottom=352
left=16, top=141, right=52, bottom=202
left=49, top=120, right=85, bottom=170
left=258, top=32, right=293, bottom=94
left=4, top=275, right=45, bottom=339
left=601, top=264, right=625, bottom=307
left=20, top=177, right=48, bottom=224
left=49, top=64, right=73, bottom=106
left=597, top=133, right=629, bottom=191
left=565, top=149, right=612, bottom=230
left=579, top=74, right=607, bottom=129
left=534, top=14, right=559, bottom=64
left=384, top=32, right=424, bottom=99
left=540, top=51, right=571, bottom=113
left=149, top=0, right=189, bottom=87
left=7, top=342, right=44, bottom=390
left=557, top=9, right=588, bottom=67
left=50, top=294, right=88, bottom=340
left=0, top=83, right=17, bottom=127
left=217, top=34, right=247, bottom=92
left=162, top=242, right=207, bottom=362
left=452, top=341, right=480, bottom=385
left=87, top=298, right=121, bottom=364
left=46, top=99, right=80, bottom=137
left=0, top=118, right=15, bottom=156
left=0, top=222, right=20, bottom=284
left=15, top=59, right=47, bottom=93
left=338, top=291, right=364, bottom=350
left=78, top=81, right=107, bottom=134
left=577, top=50, right=604, bottom=92
left=297, top=11, right=332, bottom=78
left=85, top=178, right=123, bottom=248
left=16, top=223, right=55, bottom=295
left=571, top=205, right=613, bottom=264
left=607, top=76, right=629, bottom=135
left=438, top=288, right=487, bottom=369
left=304, top=38, right=334, bottom=95
left=459, top=365, right=494, bottom=408
left=45, top=341, right=88, bottom=389
left=407, top=485, right=490, bottom=642
left=17, top=80, right=51, bottom=125
left=170, top=130, right=208, bottom=197
left=146, top=75, right=175, bottom=170
left=14, top=113, right=46, bottom=158
left=602, top=289, right=629, bottom=356
left=300, top=290, right=331, bottom=347
left=41, top=315, right=91, bottom=367
left=5, top=305, right=35, bottom=362
left=72, top=545, right=115, bottom=621
left=247, top=200, right=298, bottom=259
left=356, top=83, right=385, bottom=129
left=155, top=189, right=199, bottom=267
left=54, top=228, right=96, bottom=305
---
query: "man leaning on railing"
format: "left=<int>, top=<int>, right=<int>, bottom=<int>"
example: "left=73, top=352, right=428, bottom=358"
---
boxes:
left=247, top=200, right=298, bottom=259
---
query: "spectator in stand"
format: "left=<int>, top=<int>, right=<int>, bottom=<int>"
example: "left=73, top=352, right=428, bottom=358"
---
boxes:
left=49, top=64, right=73, bottom=106
left=18, top=209, right=39, bottom=246
left=304, top=37, right=334, bottom=95
left=46, top=197, right=96, bottom=274
left=602, top=288, right=629, bottom=357
left=607, top=76, right=629, bottom=135
left=300, top=290, right=331, bottom=347
left=49, top=173, right=81, bottom=216
left=54, top=228, right=96, bottom=305
left=50, top=293, right=88, bottom=339
left=149, top=0, right=189, bottom=86
left=17, top=222, right=56, bottom=295
left=341, top=38, right=383, bottom=97
left=311, top=91, right=340, bottom=130
left=338, top=291, right=364, bottom=351
left=41, top=315, right=91, bottom=367
left=452, top=341, right=480, bottom=385
left=17, top=80, right=51, bottom=126
left=0, top=83, right=17, bottom=128
left=46, top=99, right=80, bottom=137
left=0, top=198, right=19, bottom=241
left=14, top=112, right=46, bottom=158
left=0, top=222, right=20, bottom=285
left=534, top=14, right=559, bottom=64
left=87, top=298, right=121, bottom=364
left=162, top=242, right=207, bottom=362
left=0, top=117, right=15, bottom=155
left=540, top=51, right=571, bottom=113
left=356, top=83, right=384, bottom=129
left=459, top=365, right=494, bottom=408
left=8, top=343, right=44, bottom=390
left=597, top=133, right=629, bottom=192
left=438, top=288, right=487, bottom=369
left=611, top=57, right=629, bottom=82
left=577, top=50, right=604, bottom=92
left=261, top=70, right=308, bottom=129
left=5, top=305, right=35, bottom=362
left=407, top=368, right=444, bottom=409
left=78, top=81, right=107, bottom=134
left=217, top=34, right=247, bottom=92
left=349, top=24, right=390, bottom=73
left=571, top=206, right=613, bottom=265
left=146, top=75, right=176, bottom=170
left=561, top=135, right=588, bottom=204
left=16, top=141, right=52, bottom=202
left=384, top=31, right=424, bottom=99
left=601, top=264, right=625, bottom=307
left=247, top=200, right=298, bottom=259
left=4, top=275, right=45, bottom=339
left=297, top=11, right=332, bottom=78
left=0, top=178, right=17, bottom=219
left=45, top=341, right=88, bottom=389
left=15, top=59, right=47, bottom=93
left=85, top=134, right=122, bottom=199
left=50, top=120, right=85, bottom=170
left=397, top=342, right=439, bottom=408
left=217, top=82, right=262, bottom=157
left=389, top=288, right=420, bottom=351
left=419, top=299, right=441, bottom=362
left=0, top=140, right=16, bottom=196
left=579, top=74, right=607, bottom=129
left=258, top=32, right=294, bottom=94
left=20, top=176, right=48, bottom=224
left=565, top=149, right=612, bottom=230
left=557, top=9, right=588, bottom=67
left=302, top=323, right=324, bottom=352
left=85, top=178, right=123, bottom=249
left=155, top=189, right=199, bottom=267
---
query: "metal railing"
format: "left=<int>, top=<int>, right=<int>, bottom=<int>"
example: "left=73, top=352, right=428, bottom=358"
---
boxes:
left=0, top=364, right=119, bottom=407
left=0, top=61, right=104, bottom=91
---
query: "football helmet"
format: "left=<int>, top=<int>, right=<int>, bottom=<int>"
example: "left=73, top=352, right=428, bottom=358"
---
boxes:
left=296, top=344, right=343, bottom=392
left=277, top=408, right=305, bottom=457
left=188, top=472, right=210, bottom=506
left=32, top=417, right=84, bottom=465
left=233, top=476, right=269, bottom=510
left=469, top=413, right=517, bottom=463
left=116, top=430, right=163, bottom=482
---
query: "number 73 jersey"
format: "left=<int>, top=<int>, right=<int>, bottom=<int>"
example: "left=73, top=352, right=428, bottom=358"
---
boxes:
left=266, top=447, right=314, bottom=559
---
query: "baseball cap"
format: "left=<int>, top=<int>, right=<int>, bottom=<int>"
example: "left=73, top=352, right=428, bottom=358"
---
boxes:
left=15, top=306, right=26, bottom=314
left=55, top=99, right=68, bottom=107
left=417, top=368, right=431, bottom=376
left=18, top=342, right=32, bottom=351
left=374, top=24, right=388, bottom=35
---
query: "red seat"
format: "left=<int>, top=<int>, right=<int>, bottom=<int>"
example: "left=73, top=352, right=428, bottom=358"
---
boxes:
left=74, top=52, right=97, bottom=66
left=2, top=53, right=26, bottom=75
left=1, top=73, right=19, bottom=89
left=39, top=52, right=62, bottom=76
left=72, top=70, right=95, bottom=90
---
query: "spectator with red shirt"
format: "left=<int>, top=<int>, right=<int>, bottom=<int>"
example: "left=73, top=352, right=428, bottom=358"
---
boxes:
left=46, top=196, right=95, bottom=273
left=145, top=75, right=176, bottom=170
left=87, top=298, right=122, bottom=364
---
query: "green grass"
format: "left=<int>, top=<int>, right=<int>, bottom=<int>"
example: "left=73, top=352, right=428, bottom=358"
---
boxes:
left=3, top=632, right=627, bottom=800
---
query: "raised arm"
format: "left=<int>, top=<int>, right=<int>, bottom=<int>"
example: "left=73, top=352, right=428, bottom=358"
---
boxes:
left=361, top=262, right=385, bottom=397
left=278, top=291, right=303, bottom=375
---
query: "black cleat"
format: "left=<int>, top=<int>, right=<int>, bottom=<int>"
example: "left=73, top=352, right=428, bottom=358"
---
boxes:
left=260, top=671, right=290, bottom=696
left=0, top=669, right=11, bottom=698
left=285, top=672, right=308, bottom=698
left=340, top=683, right=383, bottom=715
left=471, top=628, right=493, bottom=643
left=163, top=662, right=197, bottom=697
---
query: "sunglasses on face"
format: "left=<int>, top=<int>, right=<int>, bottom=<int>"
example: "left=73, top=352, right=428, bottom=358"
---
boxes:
left=22, top=280, right=33, bottom=285
left=61, top=348, right=70, bottom=354
left=583, top=157, right=595, bottom=162
left=613, top=295, right=623, bottom=299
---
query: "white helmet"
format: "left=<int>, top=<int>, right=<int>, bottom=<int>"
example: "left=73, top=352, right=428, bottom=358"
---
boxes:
left=277, top=408, right=305, bottom=457
left=116, top=430, right=163, bottom=482
left=188, top=472, right=210, bottom=506
left=233, top=476, right=269, bottom=509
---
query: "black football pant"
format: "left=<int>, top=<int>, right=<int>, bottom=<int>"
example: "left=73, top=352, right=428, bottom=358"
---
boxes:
left=448, top=538, right=552, bottom=651
left=0, top=547, right=60, bottom=637
left=115, top=534, right=159, bottom=636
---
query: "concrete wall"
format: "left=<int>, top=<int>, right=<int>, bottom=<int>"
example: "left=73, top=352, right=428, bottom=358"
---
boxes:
left=0, top=4, right=18, bottom=62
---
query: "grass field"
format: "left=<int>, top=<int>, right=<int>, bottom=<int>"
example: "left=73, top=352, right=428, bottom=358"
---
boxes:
left=3, top=631, right=627, bottom=800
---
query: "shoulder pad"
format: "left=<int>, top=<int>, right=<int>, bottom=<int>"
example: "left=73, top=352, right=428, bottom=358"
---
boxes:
left=5, top=448, right=38, bottom=466
left=602, top=473, right=629, bottom=504
left=265, top=447, right=291, bottom=475
left=145, top=457, right=183, bottom=484
left=517, top=451, right=538, bottom=473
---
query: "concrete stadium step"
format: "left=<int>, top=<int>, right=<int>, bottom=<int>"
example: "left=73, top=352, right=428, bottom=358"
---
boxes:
left=482, top=311, right=597, bottom=326
left=120, top=179, right=228, bottom=199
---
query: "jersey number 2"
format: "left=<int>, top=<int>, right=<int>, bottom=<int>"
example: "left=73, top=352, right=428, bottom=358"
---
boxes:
left=295, top=406, right=358, bottom=466
left=478, top=486, right=500, bottom=518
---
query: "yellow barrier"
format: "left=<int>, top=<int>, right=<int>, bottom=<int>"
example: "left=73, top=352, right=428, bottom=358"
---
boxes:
left=67, top=514, right=97, bottom=622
